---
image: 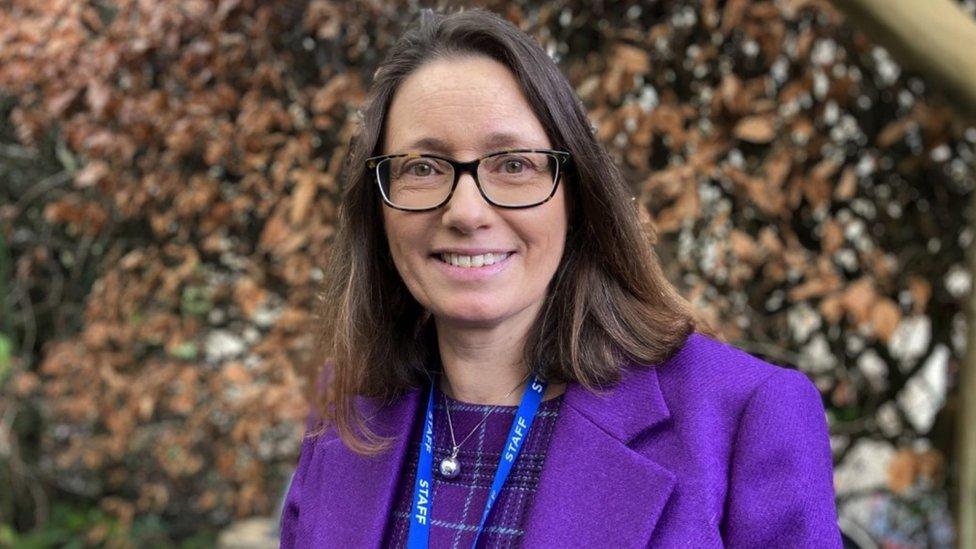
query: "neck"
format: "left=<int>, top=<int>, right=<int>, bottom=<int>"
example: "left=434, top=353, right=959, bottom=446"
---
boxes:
left=434, top=314, right=565, bottom=405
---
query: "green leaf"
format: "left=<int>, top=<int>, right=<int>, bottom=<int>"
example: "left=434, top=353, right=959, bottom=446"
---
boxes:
left=181, top=286, right=213, bottom=317
left=168, top=341, right=198, bottom=360
left=0, top=333, right=11, bottom=385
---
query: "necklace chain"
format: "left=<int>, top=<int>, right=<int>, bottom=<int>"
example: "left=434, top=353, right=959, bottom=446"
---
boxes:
left=443, top=370, right=533, bottom=457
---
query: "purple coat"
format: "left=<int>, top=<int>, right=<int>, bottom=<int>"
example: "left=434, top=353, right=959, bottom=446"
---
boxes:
left=280, top=333, right=841, bottom=547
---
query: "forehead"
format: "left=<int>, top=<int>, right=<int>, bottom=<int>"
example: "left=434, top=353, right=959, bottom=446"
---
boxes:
left=382, top=55, right=551, bottom=155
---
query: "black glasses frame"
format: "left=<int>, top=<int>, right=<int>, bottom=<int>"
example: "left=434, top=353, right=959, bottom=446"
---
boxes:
left=365, top=148, right=572, bottom=212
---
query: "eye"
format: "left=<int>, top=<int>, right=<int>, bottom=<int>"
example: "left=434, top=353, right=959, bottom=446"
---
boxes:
left=503, top=159, right=525, bottom=174
left=401, top=160, right=438, bottom=177
left=410, top=163, right=432, bottom=176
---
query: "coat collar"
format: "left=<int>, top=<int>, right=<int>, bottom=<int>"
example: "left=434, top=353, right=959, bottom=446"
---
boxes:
left=310, top=389, right=421, bottom=547
left=521, top=362, right=676, bottom=546
left=312, top=362, right=675, bottom=547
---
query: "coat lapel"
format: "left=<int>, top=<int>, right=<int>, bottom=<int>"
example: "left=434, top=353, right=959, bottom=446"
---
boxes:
left=311, top=388, right=421, bottom=547
left=522, top=364, right=677, bottom=547
left=310, top=363, right=675, bottom=547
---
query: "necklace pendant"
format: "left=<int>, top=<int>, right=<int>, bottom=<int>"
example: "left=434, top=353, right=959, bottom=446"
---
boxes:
left=439, top=454, right=460, bottom=479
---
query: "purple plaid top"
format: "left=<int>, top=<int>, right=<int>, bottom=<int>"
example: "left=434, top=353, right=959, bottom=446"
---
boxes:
left=384, top=385, right=564, bottom=548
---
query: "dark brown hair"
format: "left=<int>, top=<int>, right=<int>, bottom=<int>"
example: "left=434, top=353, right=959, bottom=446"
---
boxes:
left=309, top=8, right=701, bottom=453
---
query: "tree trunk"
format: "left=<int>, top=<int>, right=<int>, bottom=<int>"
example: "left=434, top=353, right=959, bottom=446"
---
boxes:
left=829, top=1, right=976, bottom=547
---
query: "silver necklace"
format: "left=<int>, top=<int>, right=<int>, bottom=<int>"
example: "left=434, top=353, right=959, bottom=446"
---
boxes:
left=438, top=371, right=533, bottom=479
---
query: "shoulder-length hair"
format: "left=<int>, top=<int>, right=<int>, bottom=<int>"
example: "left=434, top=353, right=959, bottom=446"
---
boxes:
left=309, top=8, right=702, bottom=454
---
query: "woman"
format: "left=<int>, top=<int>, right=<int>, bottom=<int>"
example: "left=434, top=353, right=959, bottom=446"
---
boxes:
left=281, top=8, right=840, bottom=548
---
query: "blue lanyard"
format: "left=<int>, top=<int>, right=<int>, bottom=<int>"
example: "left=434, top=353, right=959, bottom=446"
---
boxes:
left=406, top=374, right=547, bottom=549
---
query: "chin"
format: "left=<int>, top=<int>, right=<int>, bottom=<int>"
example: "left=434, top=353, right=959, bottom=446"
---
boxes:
left=432, top=299, right=513, bottom=327
left=440, top=309, right=508, bottom=327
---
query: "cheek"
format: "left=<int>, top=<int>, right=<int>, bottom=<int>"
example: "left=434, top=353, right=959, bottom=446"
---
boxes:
left=382, top=212, right=425, bottom=273
left=540, top=196, right=569, bottom=261
left=520, top=212, right=568, bottom=274
left=382, top=211, right=406, bottom=268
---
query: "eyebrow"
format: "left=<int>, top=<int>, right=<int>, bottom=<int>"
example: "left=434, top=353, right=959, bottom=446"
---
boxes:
left=397, top=132, right=544, bottom=156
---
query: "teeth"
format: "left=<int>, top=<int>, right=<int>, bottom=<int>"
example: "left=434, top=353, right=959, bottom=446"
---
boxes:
left=440, top=252, right=510, bottom=268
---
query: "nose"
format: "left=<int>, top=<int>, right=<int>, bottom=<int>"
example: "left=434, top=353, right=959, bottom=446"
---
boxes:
left=440, top=171, right=492, bottom=232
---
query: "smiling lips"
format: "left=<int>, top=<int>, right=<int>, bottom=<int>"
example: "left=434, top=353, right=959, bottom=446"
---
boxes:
left=438, top=251, right=513, bottom=268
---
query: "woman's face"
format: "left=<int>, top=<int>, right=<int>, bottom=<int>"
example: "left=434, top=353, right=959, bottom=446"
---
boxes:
left=381, top=55, right=568, bottom=331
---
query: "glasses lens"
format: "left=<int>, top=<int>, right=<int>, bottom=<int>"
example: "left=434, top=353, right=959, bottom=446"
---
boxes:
left=377, top=156, right=454, bottom=209
left=479, top=152, right=559, bottom=207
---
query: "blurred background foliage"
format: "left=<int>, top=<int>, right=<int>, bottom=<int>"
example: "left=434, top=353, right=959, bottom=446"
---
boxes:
left=1, top=0, right=973, bottom=546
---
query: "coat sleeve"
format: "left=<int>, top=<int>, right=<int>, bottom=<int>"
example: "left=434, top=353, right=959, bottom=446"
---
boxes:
left=279, top=415, right=319, bottom=548
left=720, top=367, right=842, bottom=548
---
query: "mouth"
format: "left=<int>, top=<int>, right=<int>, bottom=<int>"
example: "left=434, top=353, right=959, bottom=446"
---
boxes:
left=433, top=251, right=514, bottom=268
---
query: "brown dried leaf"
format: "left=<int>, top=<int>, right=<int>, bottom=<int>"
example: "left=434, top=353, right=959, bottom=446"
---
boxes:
left=719, top=74, right=749, bottom=116
left=43, top=197, right=109, bottom=233
left=86, top=79, right=113, bottom=117
left=234, top=278, right=268, bottom=319
left=289, top=169, right=320, bottom=225
left=801, top=174, right=832, bottom=210
left=790, top=116, right=815, bottom=144
left=877, top=118, right=913, bottom=148
left=870, top=298, right=902, bottom=342
left=729, top=169, right=787, bottom=217
left=733, top=115, right=776, bottom=143
left=757, top=227, right=784, bottom=256
left=46, top=88, right=80, bottom=117
left=75, top=161, right=110, bottom=189
left=819, top=294, right=844, bottom=324
left=888, top=449, right=917, bottom=493
left=652, top=186, right=700, bottom=233
left=611, top=43, right=650, bottom=74
left=277, top=307, right=310, bottom=332
left=311, top=74, right=350, bottom=115
left=821, top=218, right=844, bottom=254
left=222, top=361, right=253, bottom=385
left=840, top=278, right=877, bottom=326
left=258, top=212, right=290, bottom=251
left=909, top=276, right=932, bottom=315
left=789, top=273, right=841, bottom=301
left=763, top=149, right=792, bottom=189
left=729, top=229, right=759, bottom=263
left=811, top=158, right=842, bottom=182
left=834, top=166, right=857, bottom=201
left=720, top=0, right=750, bottom=34
left=12, top=371, right=40, bottom=396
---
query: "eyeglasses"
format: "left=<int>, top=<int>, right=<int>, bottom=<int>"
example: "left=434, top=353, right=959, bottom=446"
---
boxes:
left=365, top=149, right=571, bottom=211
